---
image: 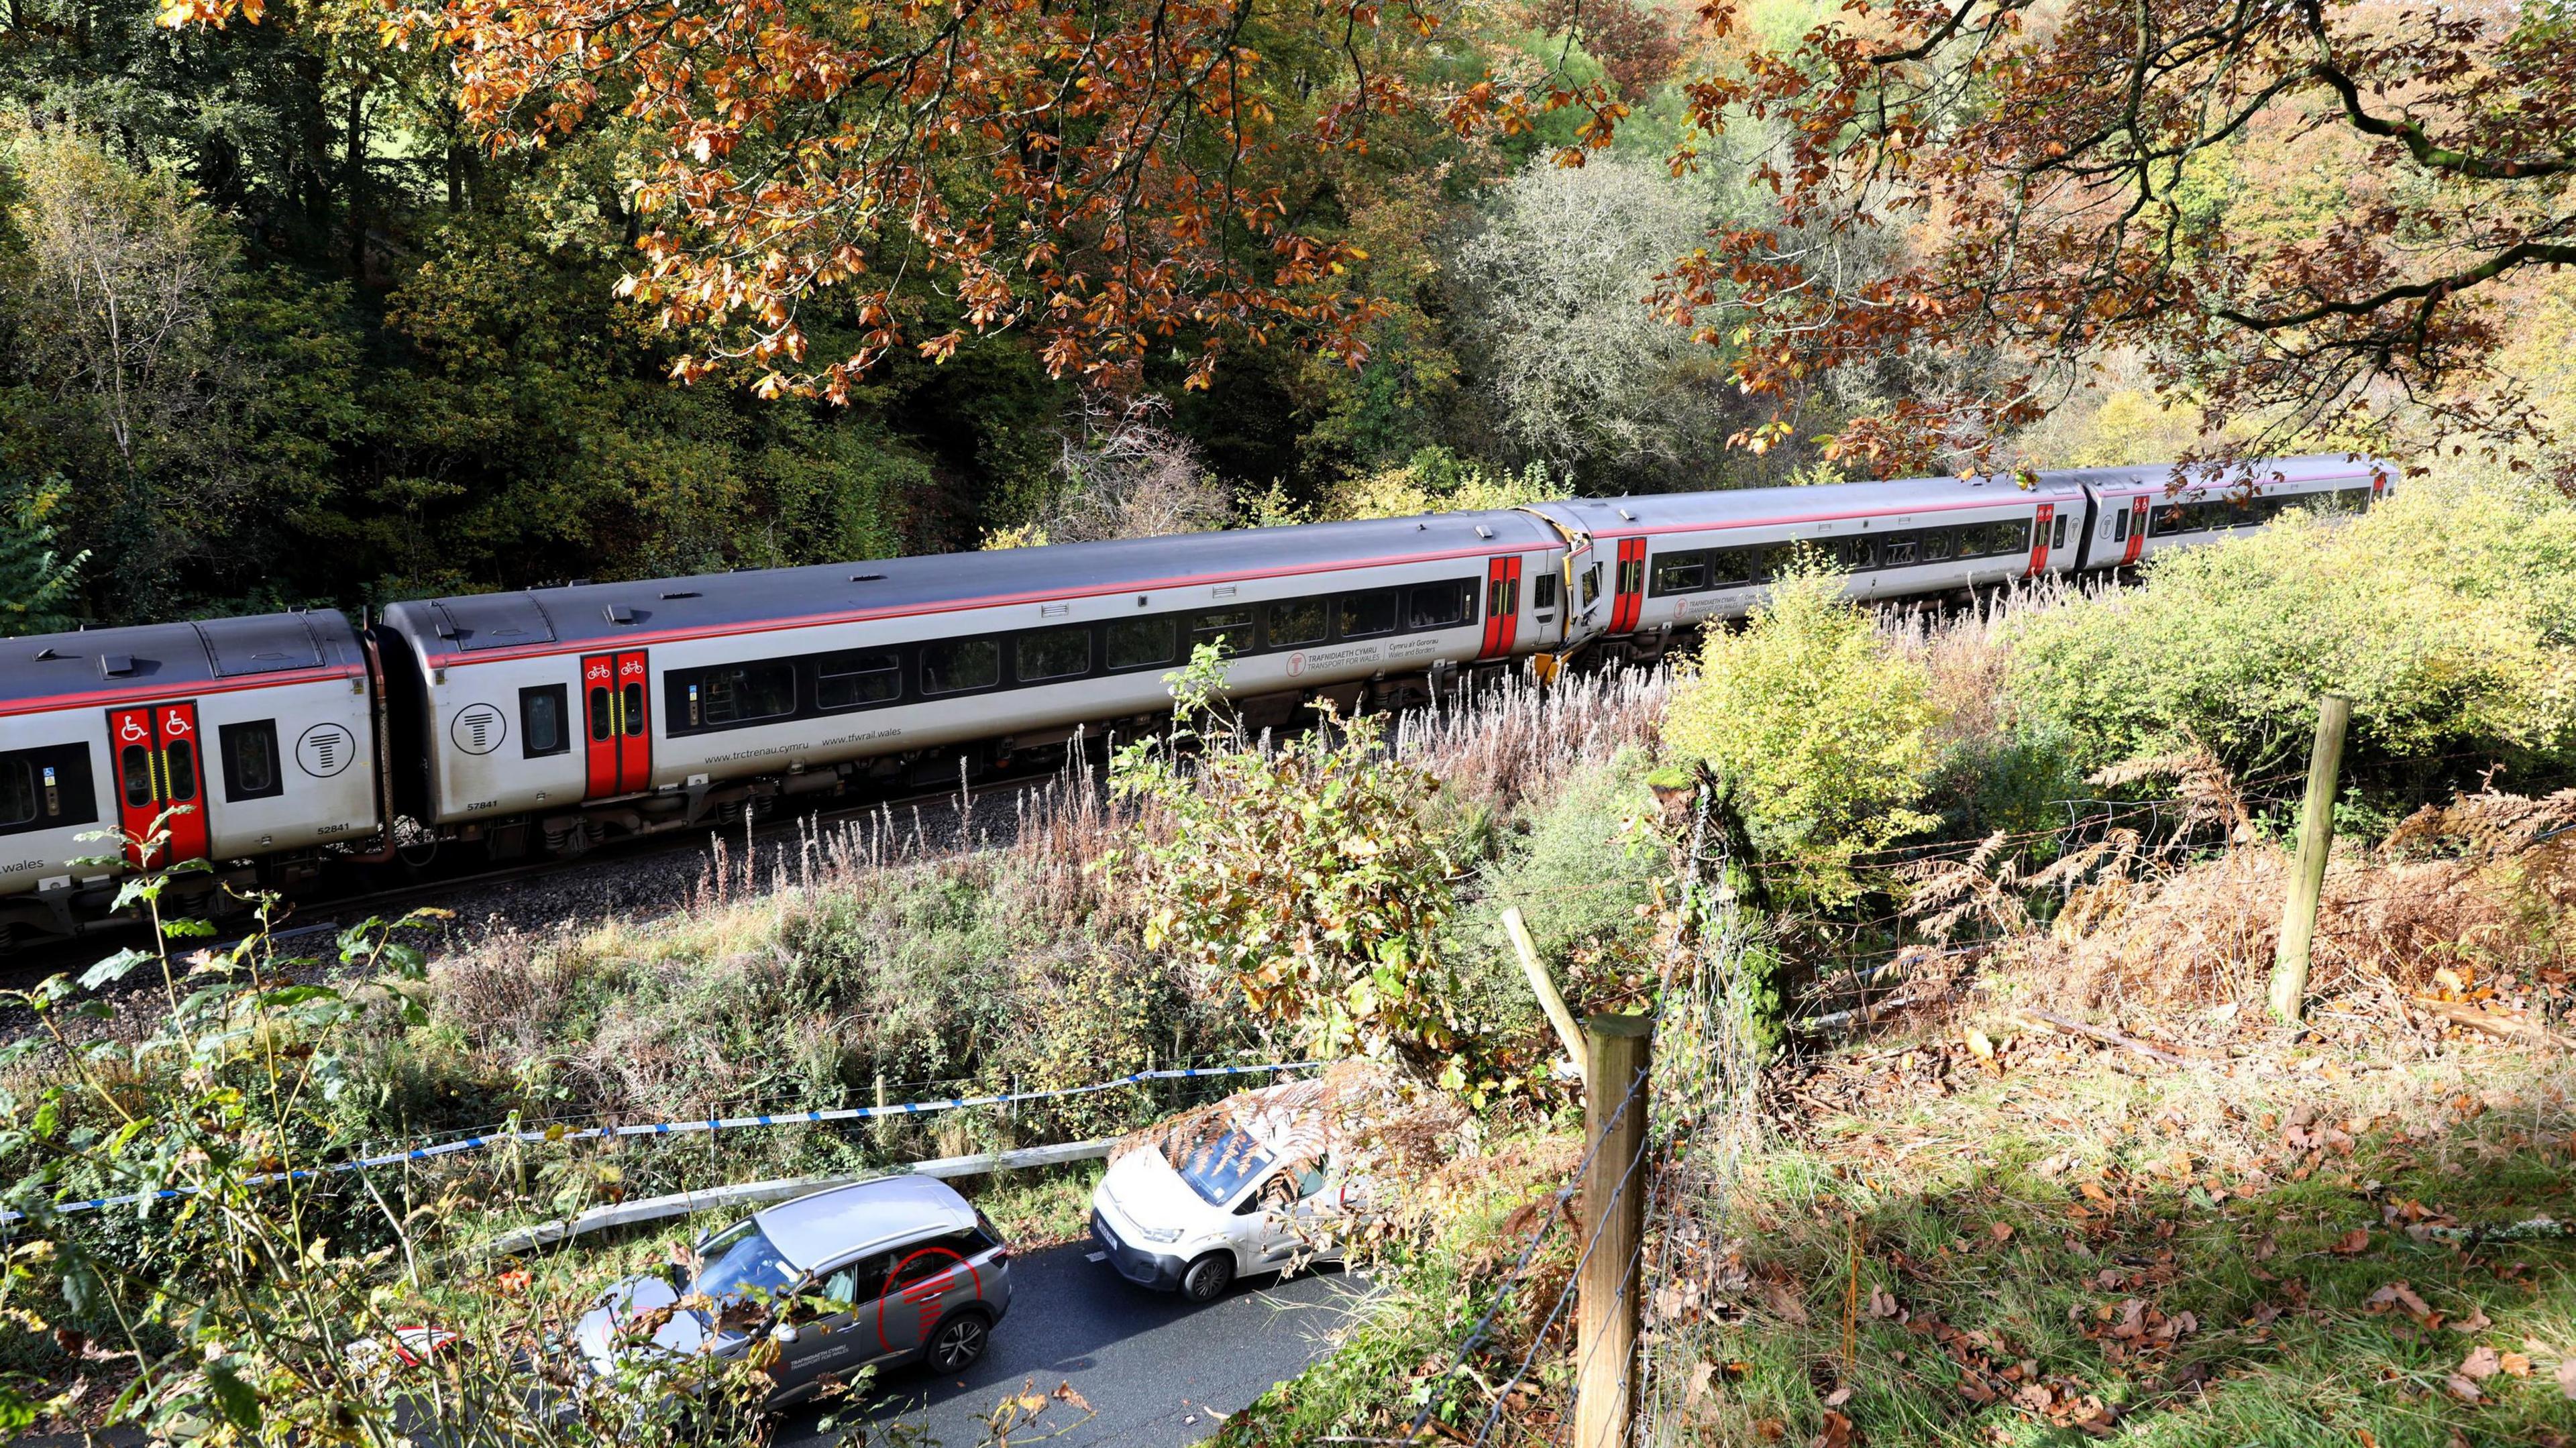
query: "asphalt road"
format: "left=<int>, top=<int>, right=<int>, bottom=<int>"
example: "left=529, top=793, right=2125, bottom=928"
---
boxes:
left=780, top=1241, right=1370, bottom=1448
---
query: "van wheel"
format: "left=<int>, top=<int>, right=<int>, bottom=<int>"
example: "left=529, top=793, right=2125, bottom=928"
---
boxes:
left=926, top=1309, right=991, bottom=1373
left=1181, top=1252, right=1235, bottom=1303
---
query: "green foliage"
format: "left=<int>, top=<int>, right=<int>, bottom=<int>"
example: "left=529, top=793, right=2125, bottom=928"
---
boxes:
left=1324, top=446, right=1560, bottom=520
left=2005, top=471, right=2576, bottom=793
left=0, top=478, right=85, bottom=635
left=1662, top=557, right=1943, bottom=905
left=1109, top=645, right=1482, bottom=1087
left=1925, top=718, right=2090, bottom=848
left=1448, top=751, right=1665, bottom=1050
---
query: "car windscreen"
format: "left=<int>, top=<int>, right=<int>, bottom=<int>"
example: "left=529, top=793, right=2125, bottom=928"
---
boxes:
left=692, top=1220, right=798, bottom=1308
left=1167, top=1127, right=1277, bottom=1207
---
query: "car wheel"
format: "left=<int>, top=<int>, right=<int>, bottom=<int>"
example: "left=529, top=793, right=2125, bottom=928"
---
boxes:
left=1181, top=1252, right=1235, bottom=1303
left=926, top=1311, right=991, bottom=1374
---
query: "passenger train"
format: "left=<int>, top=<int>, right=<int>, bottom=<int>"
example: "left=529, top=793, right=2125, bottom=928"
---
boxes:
left=0, top=455, right=2387, bottom=942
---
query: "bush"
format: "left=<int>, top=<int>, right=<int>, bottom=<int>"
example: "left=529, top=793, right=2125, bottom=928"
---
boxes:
left=0, top=885, right=770, bottom=1445
left=1447, top=750, right=1665, bottom=1054
left=1109, top=647, right=1482, bottom=1087
left=1662, top=558, right=1942, bottom=905
left=2006, top=470, right=2576, bottom=798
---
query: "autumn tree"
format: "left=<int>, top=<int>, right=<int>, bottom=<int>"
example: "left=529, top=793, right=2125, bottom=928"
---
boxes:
left=1528, top=0, right=1682, bottom=102
left=152, top=0, right=1627, bottom=406
left=1658, top=0, right=2576, bottom=475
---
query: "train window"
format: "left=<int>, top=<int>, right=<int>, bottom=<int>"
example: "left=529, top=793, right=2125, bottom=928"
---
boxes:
left=2339, top=486, right=2373, bottom=512
left=121, top=744, right=152, bottom=807
left=2052, top=512, right=2068, bottom=549
left=0, top=744, right=97, bottom=837
left=1616, top=557, right=1644, bottom=598
left=164, top=740, right=198, bottom=801
left=679, top=662, right=796, bottom=728
left=1190, top=608, right=1255, bottom=655
left=520, top=685, right=572, bottom=757
left=1756, top=543, right=1799, bottom=580
left=1996, top=520, right=2031, bottom=553
left=1579, top=564, right=1601, bottom=606
left=0, top=757, right=32, bottom=829
left=623, top=683, right=646, bottom=736
left=219, top=721, right=286, bottom=801
left=1267, top=599, right=1329, bottom=649
left=1882, top=537, right=1918, bottom=567
left=1108, top=618, right=1179, bottom=671
left=921, top=638, right=1001, bottom=695
left=1650, top=552, right=1707, bottom=596
left=1703, top=549, right=1749, bottom=587
left=1405, top=579, right=1474, bottom=630
left=590, top=687, right=612, bottom=740
left=815, top=651, right=902, bottom=709
left=1841, top=536, right=1878, bottom=571
left=1532, top=573, right=1560, bottom=611
left=1016, top=628, right=1091, bottom=683
left=1339, top=592, right=1398, bottom=638
left=2112, top=508, right=2128, bottom=543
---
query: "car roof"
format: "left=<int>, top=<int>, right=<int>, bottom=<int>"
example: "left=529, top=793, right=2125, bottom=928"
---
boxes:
left=751, top=1176, right=978, bottom=1273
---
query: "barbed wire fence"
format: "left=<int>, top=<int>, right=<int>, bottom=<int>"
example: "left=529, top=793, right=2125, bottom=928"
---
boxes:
left=1631, top=780, right=1766, bottom=1447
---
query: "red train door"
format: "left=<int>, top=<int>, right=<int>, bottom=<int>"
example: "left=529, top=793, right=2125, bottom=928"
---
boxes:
left=2025, top=504, right=2055, bottom=578
left=1479, top=556, right=1525, bottom=659
left=580, top=651, right=652, bottom=799
left=2121, top=496, right=2149, bottom=565
left=1609, top=538, right=1647, bottom=634
left=106, top=701, right=211, bottom=869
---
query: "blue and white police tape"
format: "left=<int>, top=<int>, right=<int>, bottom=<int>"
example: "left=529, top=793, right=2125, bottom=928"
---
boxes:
left=0, top=1060, right=1320, bottom=1226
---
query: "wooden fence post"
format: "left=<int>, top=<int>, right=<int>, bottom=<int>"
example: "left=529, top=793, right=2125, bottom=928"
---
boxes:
left=2270, top=693, right=2351, bottom=1025
left=1503, top=906, right=1587, bottom=1084
left=1574, top=1014, right=1653, bottom=1448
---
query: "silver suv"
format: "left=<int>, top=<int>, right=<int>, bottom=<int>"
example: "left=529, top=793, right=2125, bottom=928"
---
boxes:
left=576, top=1176, right=1014, bottom=1408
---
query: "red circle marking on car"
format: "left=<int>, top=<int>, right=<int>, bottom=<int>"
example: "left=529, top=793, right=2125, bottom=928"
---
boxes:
left=875, top=1246, right=981, bottom=1355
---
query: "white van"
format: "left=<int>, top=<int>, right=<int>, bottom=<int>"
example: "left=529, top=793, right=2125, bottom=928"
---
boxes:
left=1087, top=1076, right=1371, bottom=1302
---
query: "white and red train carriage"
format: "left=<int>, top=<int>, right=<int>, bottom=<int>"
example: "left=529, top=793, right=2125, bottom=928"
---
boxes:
left=0, top=612, right=381, bottom=941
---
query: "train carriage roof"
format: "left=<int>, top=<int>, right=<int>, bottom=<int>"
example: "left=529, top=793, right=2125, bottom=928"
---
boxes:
left=1527, top=455, right=2383, bottom=539
left=0, top=610, right=367, bottom=715
left=1530, top=470, right=2095, bottom=539
left=380, top=508, right=1564, bottom=657
left=2055, top=454, right=2386, bottom=496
